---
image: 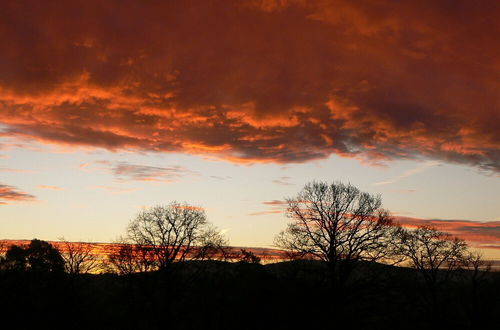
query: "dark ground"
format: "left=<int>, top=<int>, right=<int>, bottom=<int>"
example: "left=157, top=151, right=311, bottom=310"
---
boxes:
left=1, top=260, right=498, bottom=330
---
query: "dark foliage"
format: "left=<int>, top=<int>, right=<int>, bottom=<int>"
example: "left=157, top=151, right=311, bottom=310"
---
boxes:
left=1, top=239, right=65, bottom=273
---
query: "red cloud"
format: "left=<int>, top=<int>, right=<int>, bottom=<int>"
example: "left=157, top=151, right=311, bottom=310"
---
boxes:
left=395, top=216, right=500, bottom=248
left=0, top=1, right=498, bottom=170
left=262, top=200, right=288, bottom=206
left=248, top=210, right=283, bottom=216
left=0, top=184, right=36, bottom=204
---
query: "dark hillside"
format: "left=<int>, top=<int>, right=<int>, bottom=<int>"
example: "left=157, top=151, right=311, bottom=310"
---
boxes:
left=1, top=260, right=498, bottom=330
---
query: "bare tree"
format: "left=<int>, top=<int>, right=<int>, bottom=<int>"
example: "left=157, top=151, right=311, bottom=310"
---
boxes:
left=395, top=225, right=468, bottom=302
left=191, top=225, right=230, bottom=261
left=460, top=250, right=492, bottom=292
left=125, top=202, right=225, bottom=272
left=275, top=181, right=397, bottom=285
left=59, top=238, right=99, bottom=275
left=106, top=239, right=156, bottom=275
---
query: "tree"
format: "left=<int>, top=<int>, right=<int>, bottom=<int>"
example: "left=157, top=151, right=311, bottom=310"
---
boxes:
left=1, top=239, right=65, bottom=273
left=238, top=249, right=261, bottom=264
left=106, top=240, right=156, bottom=275
left=461, top=251, right=492, bottom=290
left=2, top=244, right=27, bottom=271
left=394, top=226, right=468, bottom=303
left=59, top=238, right=100, bottom=275
left=191, top=225, right=230, bottom=261
left=275, top=181, right=396, bottom=285
left=124, top=202, right=225, bottom=272
left=0, top=240, right=5, bottom=260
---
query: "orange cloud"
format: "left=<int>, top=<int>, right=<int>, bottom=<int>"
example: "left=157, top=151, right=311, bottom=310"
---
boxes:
left=248, top=210, right=283, bottom=216
left=37, top=185, right=63, bottom=190
left=0, top=1, right=498, bottom=170
left=93, top=185, right=141, bottom=195
left=395, top=216, right=500, bottom=248
left=0, top=184, right=36, bottom=204
left=251, top=200, right=289, bottom=216
left=262, top=200, right=288, bottom=206
left=172, top=205, right=206, bottom=212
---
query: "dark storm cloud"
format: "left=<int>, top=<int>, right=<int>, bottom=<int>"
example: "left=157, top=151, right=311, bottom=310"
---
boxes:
left=0, top=0, right=498, bottom=170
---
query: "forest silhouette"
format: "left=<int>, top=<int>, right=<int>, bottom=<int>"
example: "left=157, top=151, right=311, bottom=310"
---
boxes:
left=0, top=181, right=498, bottom=330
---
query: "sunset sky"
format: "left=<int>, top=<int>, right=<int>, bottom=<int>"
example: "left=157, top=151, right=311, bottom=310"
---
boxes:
left=1, top=0, right=499, bottom=257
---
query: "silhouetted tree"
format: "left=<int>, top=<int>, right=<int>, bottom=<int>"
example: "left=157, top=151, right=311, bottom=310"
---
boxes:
left=59, top=238, right=100, bottom=274
left=459, top=251, right=492, bottom=293
left=1, top=239, right=65, bottom=273
left=395, top=226, right=468, bottom=304
left=2, top=244, right=27, bottom=271
left=106, top=239, right=156, bottom=275
left=192, top=225, right=230, bottom=261
left=124, top=202, right=226, bottom=272
left=0, top=240, right=5, bottom=259
left=238, top=249, right=261, bottom=264
left=275, top=181, right=396, bottom=286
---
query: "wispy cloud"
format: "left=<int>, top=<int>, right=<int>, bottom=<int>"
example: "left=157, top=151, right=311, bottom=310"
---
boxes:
left=374, top=161, right=440, bottom=185
left=249, top=200, right=288, bottom=216
left=272, top=176, right=294, bottom=186
left=262, top=200, right=288, bottom=206
left=37, top=185, right=64, bottom=191
left=248, top=210, right=282, bottom=216
left=0, top=167, right=34, bottom=173
left=79, top=161, right=197, bottom=183
left=210, top=175, right=232, bottom=180
left=394, top=189, right=417, bottom=193
left=112, top=162, right=195, bottom=182
left=0, top=183, right=36, bottom=205
left=93, top=185, right=142, bottom=195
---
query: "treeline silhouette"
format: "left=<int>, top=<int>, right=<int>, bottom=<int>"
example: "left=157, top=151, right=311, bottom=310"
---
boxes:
left=0, top=181, right=498, bottom=330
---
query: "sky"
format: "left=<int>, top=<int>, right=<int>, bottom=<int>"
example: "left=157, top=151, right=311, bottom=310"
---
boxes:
left=0, top=0, right=499, bottom=257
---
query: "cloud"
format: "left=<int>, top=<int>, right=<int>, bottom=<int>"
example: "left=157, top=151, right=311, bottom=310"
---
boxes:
left=262, top=200, right=288, bottom=206
left=210, top=175, right=231, bottom=180
left=272, top=176, right=294, bottom=186
left=80, top=161, right=196, bottom=183
left=93, top=185, right=141, bottom=195
left=112, top=162, right=195, bottom=182
left=0, top=1, right=498, bottom=171
left=248, top=210, right=283, bottom=216
left=374, top=160, right=439, bottom=185
left=250, top=199, right=289, bottom=216
left=0, top=183, right=36, bottom=204
left=171, top=204, right=205, bottom=212
left=0, top=167, right=33, bottom=173
left=37, top=185, right=63, bottom=190
left=395, top=216, right=500, bottom=248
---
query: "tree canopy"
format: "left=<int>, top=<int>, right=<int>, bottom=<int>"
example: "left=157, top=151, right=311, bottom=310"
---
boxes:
left=275, top=181, right=397, bottom=284
left=1, top=239, right=65, bottom=273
